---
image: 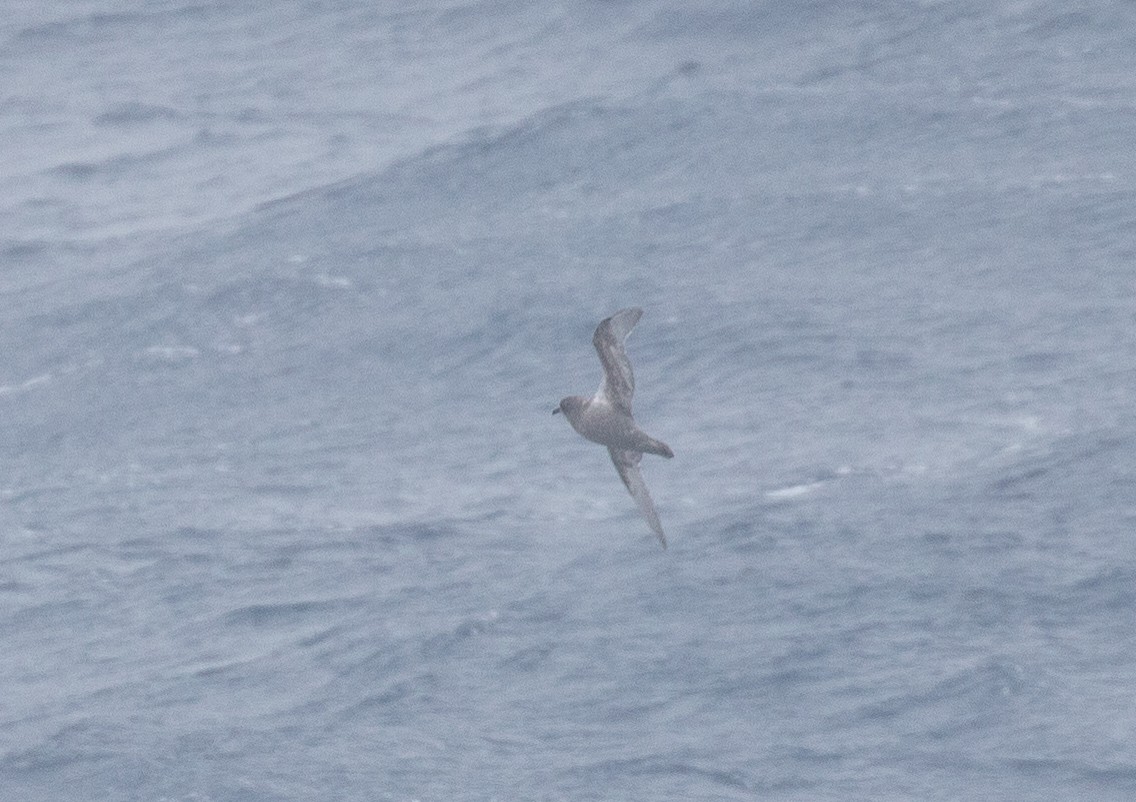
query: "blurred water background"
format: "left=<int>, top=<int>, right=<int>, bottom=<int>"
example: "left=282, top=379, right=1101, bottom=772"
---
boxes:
left=3, top=1, right=1136, bottom=799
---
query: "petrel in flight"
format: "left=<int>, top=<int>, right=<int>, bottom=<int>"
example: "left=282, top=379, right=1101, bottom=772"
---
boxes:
left=554, top=307, right=673, bottom=548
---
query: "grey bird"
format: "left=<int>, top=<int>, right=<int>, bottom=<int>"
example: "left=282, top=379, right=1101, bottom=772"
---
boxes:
left=554, top=307, right=674, bottom=548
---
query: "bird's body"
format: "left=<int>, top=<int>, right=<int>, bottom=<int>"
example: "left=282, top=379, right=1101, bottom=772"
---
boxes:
left=554, top=307, right=673, bottom=548
left=557, top=396, right=673, bottom=458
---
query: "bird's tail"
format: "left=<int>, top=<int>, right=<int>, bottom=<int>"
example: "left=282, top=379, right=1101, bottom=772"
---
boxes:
left=641, top=435, right=674, bottom=459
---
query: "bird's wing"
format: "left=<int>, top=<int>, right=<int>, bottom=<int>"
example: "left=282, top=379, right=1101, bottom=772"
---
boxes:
left=609, top=447, right=667, bottom=549
left=592, top=307, right=642, bottom=416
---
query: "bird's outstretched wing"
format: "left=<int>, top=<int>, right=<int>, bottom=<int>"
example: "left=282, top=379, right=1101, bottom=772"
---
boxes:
left=609, top=446, right=667, bottom=549
left=592, top=307, right=642, bottom=416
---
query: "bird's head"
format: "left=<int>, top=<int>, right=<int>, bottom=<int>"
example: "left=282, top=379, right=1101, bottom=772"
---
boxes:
left=553, top=396, right=585, bottom=417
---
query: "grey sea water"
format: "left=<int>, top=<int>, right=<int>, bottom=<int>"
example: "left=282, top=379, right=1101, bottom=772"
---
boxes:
left=3, top=1, right=1136, bottom=799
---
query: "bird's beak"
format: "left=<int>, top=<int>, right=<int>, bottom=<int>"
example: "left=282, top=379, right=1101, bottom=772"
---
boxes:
left=552, top=406, right=561, bottom=415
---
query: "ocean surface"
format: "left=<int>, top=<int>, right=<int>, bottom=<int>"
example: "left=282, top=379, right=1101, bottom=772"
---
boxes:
left=3, top=1, right=1136, bottom=799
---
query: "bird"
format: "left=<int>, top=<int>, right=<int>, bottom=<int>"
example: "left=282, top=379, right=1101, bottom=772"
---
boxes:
left=554, top=307, right=673, bottom=548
